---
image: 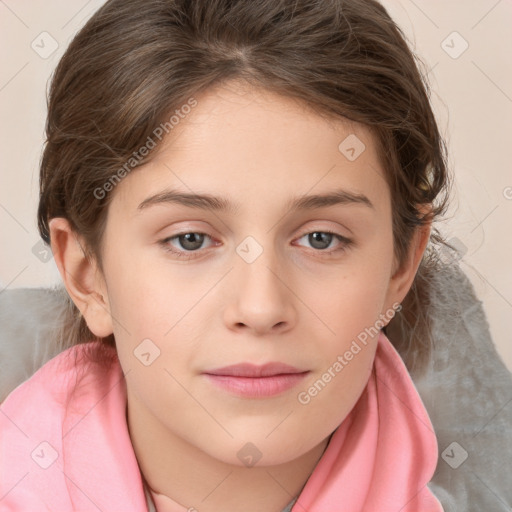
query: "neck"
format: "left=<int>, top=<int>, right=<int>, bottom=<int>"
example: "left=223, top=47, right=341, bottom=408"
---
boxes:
left=127, top=396, right=331, bottom=512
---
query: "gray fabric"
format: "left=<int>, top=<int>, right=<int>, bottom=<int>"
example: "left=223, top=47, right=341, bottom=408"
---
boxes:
left=1, top=261, right=511, bottom=510
left=0, top=286, right=69, bottom=403
left=408, top=262, right=512, bottom=511
left=281, top=497, right=297, bottom=512
left=144, top=481, right=157, bottom=512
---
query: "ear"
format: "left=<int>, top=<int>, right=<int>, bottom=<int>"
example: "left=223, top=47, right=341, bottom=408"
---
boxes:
left=381, top=206, right=432, bottom=321
left=48, top=217, right=113, bottom=338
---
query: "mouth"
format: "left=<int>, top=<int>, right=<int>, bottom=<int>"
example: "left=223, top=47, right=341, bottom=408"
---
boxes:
left=202, top=362, right=310, bottom=398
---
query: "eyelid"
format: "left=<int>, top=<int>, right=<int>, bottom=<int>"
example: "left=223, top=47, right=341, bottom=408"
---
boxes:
left=296, top=226, right=350, bottom=241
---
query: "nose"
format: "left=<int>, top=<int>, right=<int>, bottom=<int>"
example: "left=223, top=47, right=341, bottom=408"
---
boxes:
left=223, top=244, right=296, bottom=336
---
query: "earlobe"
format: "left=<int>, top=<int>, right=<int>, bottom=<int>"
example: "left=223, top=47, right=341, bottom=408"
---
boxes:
left=48, top=217, right=113, bottom=338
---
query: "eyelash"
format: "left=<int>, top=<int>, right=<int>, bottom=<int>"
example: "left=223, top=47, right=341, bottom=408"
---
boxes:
left=158, top=229, right=353, bottom=260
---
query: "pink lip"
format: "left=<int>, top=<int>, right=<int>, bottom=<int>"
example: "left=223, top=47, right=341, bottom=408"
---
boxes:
left=205, top=362, right=305, bottom=377
left=203, top=363, right=310, bottom=398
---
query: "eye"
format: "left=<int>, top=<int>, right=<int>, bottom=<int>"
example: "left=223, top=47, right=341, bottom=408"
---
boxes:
left=294, top=230, right=353, bottom=255
left=159, top=232, right=216, bottom=259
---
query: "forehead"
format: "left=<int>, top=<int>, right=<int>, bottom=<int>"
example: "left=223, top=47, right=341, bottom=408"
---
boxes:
left=109, top=81, right=390, bottom=218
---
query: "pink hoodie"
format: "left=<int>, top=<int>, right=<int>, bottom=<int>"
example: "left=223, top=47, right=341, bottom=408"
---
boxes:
left=0, top=330, right=443, bottom=511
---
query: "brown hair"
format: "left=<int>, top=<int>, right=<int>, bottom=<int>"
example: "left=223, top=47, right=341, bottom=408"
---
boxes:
left=37, top=0, right=454, bottom=375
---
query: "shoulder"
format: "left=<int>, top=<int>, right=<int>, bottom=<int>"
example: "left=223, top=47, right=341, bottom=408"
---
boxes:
left=1, top=340, right=118, bottom=411
left=0, top=340, right=122, bottom=509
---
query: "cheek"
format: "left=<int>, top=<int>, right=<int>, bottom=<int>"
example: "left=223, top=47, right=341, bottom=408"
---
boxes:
left=102, top=246, right=182, bottom=333
left=304, top=265, right=391, bottom=342
left=296, top=331, right=377, bottom=437
left=102, top=250, right=211, bottom=378
left=290, top=264, right=388, bottom=413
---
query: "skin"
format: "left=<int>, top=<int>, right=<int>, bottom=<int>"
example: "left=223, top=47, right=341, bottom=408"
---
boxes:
left=50, top=80, right=431, bottom=512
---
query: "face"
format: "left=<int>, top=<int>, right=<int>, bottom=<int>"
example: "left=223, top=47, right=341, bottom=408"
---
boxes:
left=98, top=80, right=402, bottom=467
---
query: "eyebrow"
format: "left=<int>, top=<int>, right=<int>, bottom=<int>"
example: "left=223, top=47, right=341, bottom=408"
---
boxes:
left=137, top=187, right=375, bottom=214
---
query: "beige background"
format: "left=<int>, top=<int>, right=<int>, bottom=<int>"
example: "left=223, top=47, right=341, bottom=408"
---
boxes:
left=1, top=1, right=511, bottom=371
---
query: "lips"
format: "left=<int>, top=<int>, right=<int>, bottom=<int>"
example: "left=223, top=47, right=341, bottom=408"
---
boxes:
left=203, top=363, right=310, bottom=398
left=204, top=362, right=306, bottom=377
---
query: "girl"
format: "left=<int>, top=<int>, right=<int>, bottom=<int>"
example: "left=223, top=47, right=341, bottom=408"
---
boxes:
left=1, top=0, right=453, bottom=510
